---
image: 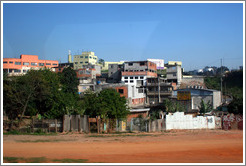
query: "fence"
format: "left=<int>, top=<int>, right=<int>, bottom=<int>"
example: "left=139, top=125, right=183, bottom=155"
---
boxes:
left=32, top=119, right=63, bottom=132
left=63, top=115, right=89, bottom=133
left=222, top=114, right=243, bottom=130
left=165, top=112, right=222, bottom=130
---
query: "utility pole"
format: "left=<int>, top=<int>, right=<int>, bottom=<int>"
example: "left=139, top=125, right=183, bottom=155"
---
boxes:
left=221, top=58, right=223, bottom=104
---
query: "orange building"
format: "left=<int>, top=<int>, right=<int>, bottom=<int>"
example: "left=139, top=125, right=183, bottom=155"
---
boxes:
left=3, top=55, right=58, bottom=76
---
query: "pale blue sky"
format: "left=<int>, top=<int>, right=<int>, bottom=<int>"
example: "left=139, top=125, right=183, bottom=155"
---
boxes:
left=3, top=3, right=244, bottom=70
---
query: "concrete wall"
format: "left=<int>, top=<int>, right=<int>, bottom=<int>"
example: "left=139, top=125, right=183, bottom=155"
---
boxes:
left=63, top=115, right=89, bottom=133
left=191, top=96, right=213, bottom=110
left=213, top=91, right=221, bottom=109
left=166, top=112, right=221, bottom=130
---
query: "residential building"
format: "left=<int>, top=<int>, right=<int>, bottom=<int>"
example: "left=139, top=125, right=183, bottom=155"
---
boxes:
left=101, top=61, right=124, bottom=71
left=166, top=61, right=182, bottom=85
left=121, top=60, right=157, bottom=107
left=107, top=63, right=123, bottom=83
left=147, top=59, right=165, bottom=69
left=76, top=65, right=101, bottom=79
left=3, top=54, right=58, bottom=76
left=144, top=77, right=174, bottom=106
left=73, top=52, right=98, bottom=70
left=172, top=88, right=221, bottom=111
left=54, top=63, right=74, bottom=73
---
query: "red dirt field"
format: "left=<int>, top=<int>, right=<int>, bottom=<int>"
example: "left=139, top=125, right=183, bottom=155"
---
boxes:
left=3, top=129, right=244, bottom=163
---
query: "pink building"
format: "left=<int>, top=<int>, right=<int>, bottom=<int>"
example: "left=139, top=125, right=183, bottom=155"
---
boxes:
left=3, top=54, right=59, bottom=76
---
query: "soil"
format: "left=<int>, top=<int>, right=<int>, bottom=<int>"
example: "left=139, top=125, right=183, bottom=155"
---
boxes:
left=3, top=129, right=243, bottom=163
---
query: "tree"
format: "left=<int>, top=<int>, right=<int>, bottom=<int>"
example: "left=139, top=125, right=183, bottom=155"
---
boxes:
left=98, top=58, right=105, bottom=65
left=60, top=67, right=79, bottom=94
left=199, top=100, right=212, bottom=115
left=227, top=96, right=243, bottom=115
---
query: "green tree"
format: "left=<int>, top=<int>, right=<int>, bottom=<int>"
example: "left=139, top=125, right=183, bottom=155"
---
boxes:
left=60, top=67, right=79, bottom=94
left=227, top=96, right=243, bottom=115
left=199, top=100, right=212, bottom=115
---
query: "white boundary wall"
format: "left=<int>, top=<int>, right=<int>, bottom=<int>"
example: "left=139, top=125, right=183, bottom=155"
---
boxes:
left=166, top=112, right=219, bottom=130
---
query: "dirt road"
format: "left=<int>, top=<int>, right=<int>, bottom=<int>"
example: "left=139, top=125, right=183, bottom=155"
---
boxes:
left=3, top=130, right=243, bottom=163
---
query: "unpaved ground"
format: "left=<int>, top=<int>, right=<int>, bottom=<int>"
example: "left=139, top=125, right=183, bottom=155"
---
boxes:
left=3, top=130, right=243, bottom=163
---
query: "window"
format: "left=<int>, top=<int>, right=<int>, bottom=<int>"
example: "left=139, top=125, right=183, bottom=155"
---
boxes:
left=124, top=80, right=128, bottom=83
left=128, top=63, right=133, bottom=66
left=173, top=73, right=177, bottom=76
left=130, top=77, right=133, bottom=79
left=85, top=56, right=88, bottom=58
left=14, top=69, right=21, bottom=73
left=124, top=77, right=128, bottom=79
left=39, top=63, right=44, bottom=66
left=140, top=62, right=145, bottom=66
left=89, top=56, right=92, bottom=59
left=125, top=70, right=128, bottom=72
left=80, top=56, right=83, bottom=58
left=140, top=70, right=144, bottom=72
left=85, top=61, right=88, bottom=63
left=52, top=63, right=58, bottom=66
left=31, top=62, right=37, bottom=66
left=118, top=89, right=124, bottom=94
left=130, top=80, right=134, bottom=83
left=46, top=63, right=51, bottom=65
left=135, top=76, right=138, bottom=79
left=3, top=61, right=7, bottom=64
left=80, top=62, right=83, bottom=64
left=140, top=76, right=144, bottom=79
left=23, top=70, right=27, bottom=73
left=15, top=62, right=21, bottom=65
left=23, top=62, right=29, bottom=65
left=9, top=61, right=13, bottom=64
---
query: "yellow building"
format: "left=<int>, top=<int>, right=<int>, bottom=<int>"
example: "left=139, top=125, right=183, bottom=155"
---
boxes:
left=168, top=61, right=182, bottom=66
left=73, top=52, right=98, bottom=70
left=101, top=61, right=124, bottom=71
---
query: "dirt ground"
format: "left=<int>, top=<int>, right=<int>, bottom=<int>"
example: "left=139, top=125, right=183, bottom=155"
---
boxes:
left=3, top=129, right=244, bottom=163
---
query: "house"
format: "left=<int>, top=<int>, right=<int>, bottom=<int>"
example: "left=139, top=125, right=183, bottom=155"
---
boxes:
left=166, top=61, right=182, bottom=85
left=121, top=60, right=157, bottom=107
left=172, top=88, right=222, bottom=112
left=3, top=54, right=58, bottom=76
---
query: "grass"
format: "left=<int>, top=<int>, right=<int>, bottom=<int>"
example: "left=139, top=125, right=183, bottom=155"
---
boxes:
left=16, top=139, right=74, bottom=143
left=3, top=130, right=57, bottom=136
left=3, top=156, right=88, bottom=163
left=4, top=157, right=47, bottom=163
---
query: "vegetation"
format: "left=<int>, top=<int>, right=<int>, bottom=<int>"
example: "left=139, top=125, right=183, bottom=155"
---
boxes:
left=198, top=100, right=212, bottom=115
left=204, top=70, right=243, bottom=114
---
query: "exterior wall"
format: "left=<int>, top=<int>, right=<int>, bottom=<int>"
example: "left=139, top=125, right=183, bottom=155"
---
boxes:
left=213, top=91, right=221, bottom=109
left=73, top=52, right=98, bottom=69
left=191, top=96, right=213, bottom=110
left=108, top=64, right=123, bottom=83
left=3, top=54, right=58, bottom=76
left=76, top=68, right=96, bottom=79
left=101, top=61, right=124, bottom=71
left=166, top=112, right=220, bottom=130
left=147, top=59, right=164, bottom=69
left=166, top=65, right=182, bottom=84
left=180, top=76, right=205, bottom=89
left=168, top=61, right=182, bottom=66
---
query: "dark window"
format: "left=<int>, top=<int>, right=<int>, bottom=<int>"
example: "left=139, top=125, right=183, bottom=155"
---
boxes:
left=52, top=63, right=58, bottom=66
left=85, top=56, right=88, bottom=58
left=14, top=69, right=21, bottom=73
left=125, top=77, right=128, bottom=79
left=140, top=76, right=144, bottom=79
left=80, top=62, right=83, bottom=64
left=23, top=62, right=29, bottom=65
left=39, top=63, right=44, bottom=66
left=135, top=76, right=138, bottom=79
left=31, top=62, right=37, bottom=66
left=75, top=62, right=78, bottom=64
left=3, top=61, right=7, bottom=64
left=124, top=80, right=128, bottom=83
left=23, top=70, right=27, bottom=73
left=130, top=77, right=133, bottom=79
left=128, top=63, right=133, bottom=66
left=9, top=61, right=13, bottom=64
left=15, top=62, right=21, bottom=65
left=118, top=89, right=124, bottom=94
left=46, top=63, right=51, bottom=65
left=85, top=61, right=88, bottom=63
left=89, top=56, right=92, bottom=59
left=80, top=56, right=83, bottom=58
left=140, top=62, right=145, bottom=66
left=130, top=80, right=134, bottom=83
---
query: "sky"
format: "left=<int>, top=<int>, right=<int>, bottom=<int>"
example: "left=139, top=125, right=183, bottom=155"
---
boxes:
left=3, top=2, right=244, bottom=71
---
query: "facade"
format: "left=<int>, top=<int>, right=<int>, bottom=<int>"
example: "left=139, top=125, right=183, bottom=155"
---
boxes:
left=121, top=61, right=158, bottom=107
left=101, top=61, right=124, bottom=71
left=73, top=52, right=98, bottom=70
left=145, top=77, right=174, bottom=106
left=107, top=64, right=123, bottom=83
left=172, top=88, right=221, bottom=111
left=147, top=59, right=165, bottom=69
left=54, top=63, right=74, bottom=73
left=3, top=54, right=58, bottom=76
left=166, top=62, right=182, bottom=85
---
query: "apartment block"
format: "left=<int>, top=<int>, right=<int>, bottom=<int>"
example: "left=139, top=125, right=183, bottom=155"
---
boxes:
left=101, top=61, right=124, bottom=71
left=107, top=64, right=123, bottom=83
left=166, top=61, right=182, bottom=85
left=73, top=52, right=98, bottom=70
left=3, top=54, right=58, bottom=76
